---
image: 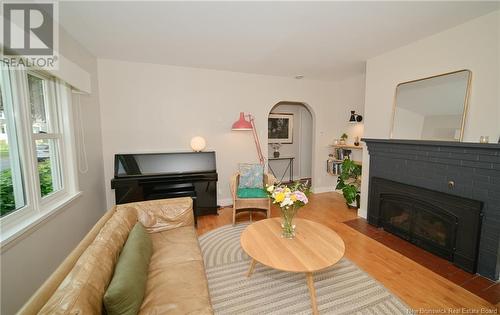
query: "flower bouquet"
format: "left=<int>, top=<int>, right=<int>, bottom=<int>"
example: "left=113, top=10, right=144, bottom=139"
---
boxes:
left=266, top=181, right=310, bottom=239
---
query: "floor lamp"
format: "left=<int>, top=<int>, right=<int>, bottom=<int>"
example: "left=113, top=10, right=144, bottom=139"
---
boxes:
left=232, top=112, right=265, bottom=165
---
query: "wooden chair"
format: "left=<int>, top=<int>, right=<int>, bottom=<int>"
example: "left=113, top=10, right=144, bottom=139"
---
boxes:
left=230, top=173, right=276, bottom=225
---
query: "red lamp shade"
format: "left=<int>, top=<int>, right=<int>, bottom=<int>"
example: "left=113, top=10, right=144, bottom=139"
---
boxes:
left=231, top=112, right=253, bottom=130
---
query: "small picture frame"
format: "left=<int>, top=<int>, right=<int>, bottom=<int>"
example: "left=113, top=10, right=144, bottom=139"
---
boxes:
left=268, top=113, right=293, bottom=143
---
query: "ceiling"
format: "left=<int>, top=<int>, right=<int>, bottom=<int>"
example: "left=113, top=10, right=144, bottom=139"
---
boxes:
left=59, top=1, right=499, bottom=81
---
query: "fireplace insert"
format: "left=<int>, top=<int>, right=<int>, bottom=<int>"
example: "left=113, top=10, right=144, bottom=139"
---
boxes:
left=368, top=177, right=482, bottom=273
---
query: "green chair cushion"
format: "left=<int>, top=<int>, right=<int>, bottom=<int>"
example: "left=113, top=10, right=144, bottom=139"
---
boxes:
left=103, top=222, right=152, bottom=315
left=237, top=188, right=268, bottom=199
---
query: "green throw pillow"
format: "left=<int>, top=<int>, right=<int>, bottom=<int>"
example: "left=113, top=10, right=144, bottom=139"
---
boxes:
left=237, top=187, right=268, bottom=198
left=104, top=222, right=152, bottom=315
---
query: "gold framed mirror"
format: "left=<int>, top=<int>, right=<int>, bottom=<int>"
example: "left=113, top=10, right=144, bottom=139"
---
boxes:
left=390, top=70, right=472, bottom=142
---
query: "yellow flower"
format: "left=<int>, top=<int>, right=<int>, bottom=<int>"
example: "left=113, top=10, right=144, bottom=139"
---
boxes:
left=266, top=185, right=275, bottom=193
left=275, top=192, right=285, bottom=202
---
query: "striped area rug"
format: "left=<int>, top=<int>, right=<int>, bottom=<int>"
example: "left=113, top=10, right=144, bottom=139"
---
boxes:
left=199, top=223, right=411, bottom=315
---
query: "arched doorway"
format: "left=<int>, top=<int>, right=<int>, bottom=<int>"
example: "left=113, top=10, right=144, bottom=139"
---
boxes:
left=267, top=101, right=313, bottom=185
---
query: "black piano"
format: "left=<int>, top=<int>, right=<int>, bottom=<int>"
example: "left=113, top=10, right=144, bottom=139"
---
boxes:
left=111, top=152, right=218, bottom=221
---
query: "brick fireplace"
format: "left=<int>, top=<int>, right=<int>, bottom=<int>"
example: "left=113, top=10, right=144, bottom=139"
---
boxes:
left=364, top=139, right=500, bottom=280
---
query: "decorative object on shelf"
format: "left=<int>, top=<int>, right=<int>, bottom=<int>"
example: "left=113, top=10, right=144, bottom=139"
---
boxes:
left=333, top=139, right=339, bottom=145
left=336, top=159, right=362, bottom=209
left=268, top=113, right=293, bottom=144
left=479, top=136, right=489, bottom=144
left=349, top=110, right=363, bottom=123
left=271, top=143, right=282, bottom=158
left=232, top=112, right=264, bottom=165
left=190, top=136, right=206, bottom=152
left=266, top=181, right=310, bottom=239
left=334, top=147, right=352, bottom=161
left=354, top=136, right=360, bottom=146
left=339, top=133, right=348, bottom=145
left=327, top=154, right=342, bottom=176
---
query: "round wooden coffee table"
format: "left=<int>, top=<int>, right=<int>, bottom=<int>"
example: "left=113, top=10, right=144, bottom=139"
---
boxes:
left=240, top=218, right=345, bottom=315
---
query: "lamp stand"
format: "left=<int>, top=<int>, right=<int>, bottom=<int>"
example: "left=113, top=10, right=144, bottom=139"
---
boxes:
left=248, top=115, right=265, bottom=165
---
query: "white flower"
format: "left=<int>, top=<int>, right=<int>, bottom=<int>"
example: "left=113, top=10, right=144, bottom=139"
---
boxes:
left=280, top=198, right=294, bottom=208
left=266, top=185, right=275, bottom=193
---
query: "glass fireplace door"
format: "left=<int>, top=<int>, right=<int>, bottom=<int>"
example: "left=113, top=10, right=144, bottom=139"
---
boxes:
left=380, top=194, right=458, bottom=260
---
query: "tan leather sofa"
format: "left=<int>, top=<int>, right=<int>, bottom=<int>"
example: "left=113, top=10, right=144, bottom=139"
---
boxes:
left=18, top=197, right=213, bottom=315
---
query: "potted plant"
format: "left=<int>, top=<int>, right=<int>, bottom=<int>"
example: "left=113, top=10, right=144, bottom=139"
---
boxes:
left=339, top=133, right=348, bottom=145
left=335, top=159, right=361, bottom=208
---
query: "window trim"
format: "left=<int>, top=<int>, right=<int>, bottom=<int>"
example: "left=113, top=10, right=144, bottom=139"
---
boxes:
left=0, top=66, right=80, bottom=245
left=1, top=68, right=26, bottom=211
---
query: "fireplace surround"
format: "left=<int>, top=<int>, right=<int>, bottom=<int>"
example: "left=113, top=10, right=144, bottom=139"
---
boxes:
left=364, top=139, right=500, bottom=280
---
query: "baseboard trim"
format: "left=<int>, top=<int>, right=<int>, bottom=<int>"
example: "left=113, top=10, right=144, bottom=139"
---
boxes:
left=218, top=198, right=233, bottom=208
left=312, top=186, right=338, bottom=194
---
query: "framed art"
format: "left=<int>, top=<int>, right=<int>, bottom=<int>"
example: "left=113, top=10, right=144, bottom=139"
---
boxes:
left=268, top=113, right=293, bottom=143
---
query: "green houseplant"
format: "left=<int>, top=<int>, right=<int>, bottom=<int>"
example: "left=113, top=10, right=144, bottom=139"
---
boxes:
left=339, top=133, right=348, bottom=145
left=335, top=159, right=361, bottom=208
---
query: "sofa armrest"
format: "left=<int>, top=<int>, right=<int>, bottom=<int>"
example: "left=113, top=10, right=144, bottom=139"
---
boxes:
left=18, top=207, right=117, bottom=315
left=118, top=197, right=194, bottom=233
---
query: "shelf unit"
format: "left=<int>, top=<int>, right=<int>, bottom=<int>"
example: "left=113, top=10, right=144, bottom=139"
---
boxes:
left=331, top=159, right=362, bottom=166
left=329, top=144, right=363, bottom=150
left=327, top=143, right=364, bottom=176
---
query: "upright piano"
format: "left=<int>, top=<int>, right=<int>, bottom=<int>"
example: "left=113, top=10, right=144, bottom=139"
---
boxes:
left=111, top=152, right=218, bottom=220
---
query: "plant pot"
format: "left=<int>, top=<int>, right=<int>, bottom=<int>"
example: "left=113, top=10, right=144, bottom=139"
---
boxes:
left=273, top=151, right=280, bottom=158
left=339, top=140, right=346, bottom=145
left=346, top=195, right=361, bottom=209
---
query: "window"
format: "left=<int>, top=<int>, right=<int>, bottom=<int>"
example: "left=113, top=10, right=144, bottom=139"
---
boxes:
left=28, top=72, right=63, bottom=197
left=0, top=63, right=78, bottom=239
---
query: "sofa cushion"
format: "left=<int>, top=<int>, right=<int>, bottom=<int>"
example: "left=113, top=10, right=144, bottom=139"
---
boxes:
left=237, top=187, right=268, bottom=199
left=139, top=226, right=212, bottom=314
left=124, top=197, right=194, bottom=233
left=104, top=222, right=152, bottom=315
left=139, top=261, right=212, bottom=315
left=149, top=226, right=203, bottom=266
left=39, top=208, right=138, bottom=315
left=238, top=163, right=264, bottom=189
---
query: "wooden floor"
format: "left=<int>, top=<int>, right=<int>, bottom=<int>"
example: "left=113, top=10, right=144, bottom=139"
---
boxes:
left=197, top=192, right=499, bottom=313
left=345, top=217, right=500, bottom=306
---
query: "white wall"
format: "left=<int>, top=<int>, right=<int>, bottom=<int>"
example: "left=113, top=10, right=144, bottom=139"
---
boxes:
left=97, top=59, right=366, bottom=207
left=299, top=106, right=313, bottom=178
left=0, top=29, right=107, bottom=314
left=360, top=10, right=500, bottom=218
left=268, top=103, right=313, bottom=181
left=338, top=74, right=366, bottom=164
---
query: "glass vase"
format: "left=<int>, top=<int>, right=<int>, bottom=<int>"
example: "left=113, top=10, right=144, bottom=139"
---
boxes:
left=280, top=207, right=297, bottom=239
